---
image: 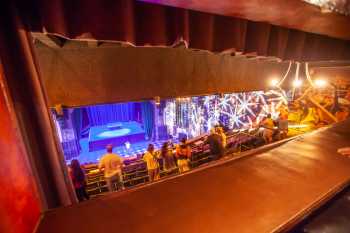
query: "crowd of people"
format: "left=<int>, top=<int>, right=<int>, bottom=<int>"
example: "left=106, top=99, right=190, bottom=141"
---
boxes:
left=259, top=106, right=289, bottom=144
left=69, top=113, right=294, bottom=202
left=69, top=116, right=293, bottom=202
left=67, top=83, right=350, bottom=202
left=68, top=124, right=231, bottom=202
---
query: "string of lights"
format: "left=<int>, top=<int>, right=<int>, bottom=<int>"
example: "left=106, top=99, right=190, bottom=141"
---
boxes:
left=163, top=90, right=287, bottom=139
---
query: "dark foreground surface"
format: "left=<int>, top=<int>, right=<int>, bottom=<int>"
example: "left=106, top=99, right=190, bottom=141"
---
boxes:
left=37, top=120, right=350, bottom=233
left=290, top=186, right=350, bottom=233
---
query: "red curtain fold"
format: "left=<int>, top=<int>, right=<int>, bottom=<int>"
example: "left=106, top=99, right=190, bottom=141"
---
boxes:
left=0, top=61, right=42, bottom=233
left=13, top=0, right=350, bottom=61
left=0, top=0, right=75, bottom=214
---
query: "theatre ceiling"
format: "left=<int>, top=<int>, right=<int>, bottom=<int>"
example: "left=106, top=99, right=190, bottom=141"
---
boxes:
left=140, top=0, right=350, bottom=41
left=21, top=0, right=350, bottom=61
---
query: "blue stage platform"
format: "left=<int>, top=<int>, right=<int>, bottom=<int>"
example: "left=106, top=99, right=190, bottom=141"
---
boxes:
left=69, top=138, right=174, bottom=164
left=65, top=121, right=178, bottom=164
left=88, top=121, right=145, bottom=151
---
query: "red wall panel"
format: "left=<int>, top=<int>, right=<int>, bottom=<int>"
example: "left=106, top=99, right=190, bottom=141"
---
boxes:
left=0, top=72, right=41, bottom=233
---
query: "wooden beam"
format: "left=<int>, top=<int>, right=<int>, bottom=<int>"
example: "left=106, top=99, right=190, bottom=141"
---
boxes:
left=32, top=33, right=64, bottom=48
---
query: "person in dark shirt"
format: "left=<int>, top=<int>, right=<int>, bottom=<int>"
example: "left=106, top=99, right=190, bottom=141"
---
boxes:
left=70, top=159, right=89, bottom=202
left=205, top=128, right=225, bottom=160
left=160, top=141, right=177, bottom=172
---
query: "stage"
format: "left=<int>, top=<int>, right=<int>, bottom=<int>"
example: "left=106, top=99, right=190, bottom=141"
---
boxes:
left=70, top=138, right=174, bottom=164
left=88, top=121, right=146, bottom=151
left=58, top=91, right=290, bottom=164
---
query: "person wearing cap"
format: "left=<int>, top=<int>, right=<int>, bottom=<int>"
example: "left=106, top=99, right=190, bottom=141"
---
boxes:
left=99, top=144, right=124, bottom=192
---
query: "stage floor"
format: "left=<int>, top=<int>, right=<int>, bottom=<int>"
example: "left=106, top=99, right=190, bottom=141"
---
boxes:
left=88, top=121, right=146, bottom=151
left=68, top=138, right=176, bottom=164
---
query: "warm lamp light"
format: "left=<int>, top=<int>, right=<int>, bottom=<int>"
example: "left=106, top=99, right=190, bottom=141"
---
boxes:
left=293, top=79, right=302, bottom=88
left=125, top=141, right=131, bottom=150
left=314, top=79, right=327, bottom=88
left=270, top=79, right=279, bottom=87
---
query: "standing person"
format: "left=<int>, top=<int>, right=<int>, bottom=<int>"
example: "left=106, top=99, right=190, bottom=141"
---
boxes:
left=143, top=144, right=160, bottom=182
left=70, top=159, right=89, bottom=202
left=277, top=107, right=289, bottom=140
left=217, top=127, right=227, bottom=149
left=205, top=128, right=225, bottom=160
left=160, top=142, right=177, bottom=172
left=260, top=114, right=275, bottom=144
left=99, top=144, right=124, bottom=192
left=176, top=138, right=191, bottom=173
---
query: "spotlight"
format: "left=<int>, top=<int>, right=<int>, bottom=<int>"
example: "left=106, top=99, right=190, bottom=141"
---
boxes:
left=125, top=141, right=131, bottom=150
left=270, top=79, right=279, bottom=87
left=314, top=79, right=327, bottom=88
left=293, top=79, right=302, bottom=88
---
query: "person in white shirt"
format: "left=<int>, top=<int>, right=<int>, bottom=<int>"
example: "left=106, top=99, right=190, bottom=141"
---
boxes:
left=99, top=144, right=124, bottom=192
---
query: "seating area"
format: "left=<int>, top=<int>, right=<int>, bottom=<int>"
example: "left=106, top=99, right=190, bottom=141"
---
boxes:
left=36, top=119, right=350, bottom=233
left=83, top=129, right=261, bottom=198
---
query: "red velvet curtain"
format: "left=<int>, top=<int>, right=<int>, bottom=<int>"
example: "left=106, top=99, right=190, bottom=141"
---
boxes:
left=0, top=62, right=42, bottom=233
left=13, top=0, right=350, bottom=61
left=0, top=1, right=76, bottom=212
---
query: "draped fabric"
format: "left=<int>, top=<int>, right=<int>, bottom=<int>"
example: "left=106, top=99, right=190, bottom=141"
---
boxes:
left=71, top=108, right=82, bottom=151
left=0, top=57, right=41, bottom=233
left=81, top=108, right=91, bottom=137
left=86, top=103, right=136, bottom=126
left=141, top=102, right=154, bottom=139
left=14, top=0, right=350, bottom=61
left=0, top=1, right=75, bottom=212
